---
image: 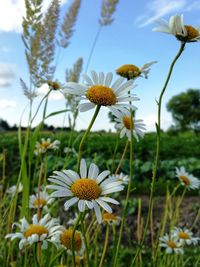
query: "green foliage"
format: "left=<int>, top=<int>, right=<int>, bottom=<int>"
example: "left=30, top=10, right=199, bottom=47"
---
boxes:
left=167, top=89, right=200, bottom=133
left=1, top=131, right=200, bottom=195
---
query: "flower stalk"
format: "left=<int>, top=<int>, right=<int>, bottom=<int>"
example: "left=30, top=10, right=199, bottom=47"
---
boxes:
left=130, top=42, right=186, bottom=266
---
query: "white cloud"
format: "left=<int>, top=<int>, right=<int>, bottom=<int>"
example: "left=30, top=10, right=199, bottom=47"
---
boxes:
left=0, top=63, right=16, bottom=87
left=144, top=113, right=172, bottom=131
left=0, top=0, right=68, bottom=33
left=37, top=83, right=64, bottom=100
left=134, top=0, right=200, bottom=27
left=0, top=99, right=16, bottom=109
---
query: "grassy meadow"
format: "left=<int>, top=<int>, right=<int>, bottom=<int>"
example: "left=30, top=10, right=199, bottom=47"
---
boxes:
left=1, top=0, right=200, bottom=266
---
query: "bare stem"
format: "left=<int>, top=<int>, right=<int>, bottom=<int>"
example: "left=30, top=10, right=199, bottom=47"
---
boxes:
left=114, top=140, right=129, bottom=175
left=77, top=105, right=101, bottom=170
left=130, top=42, right=186, bottom=267
left=112, top=108, right=134, bottom=266
left=98, top=225, right=110, bottom=267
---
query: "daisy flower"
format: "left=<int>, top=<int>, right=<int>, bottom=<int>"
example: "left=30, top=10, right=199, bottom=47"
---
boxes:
left=6, top=214, right=62, bottom=250
left=153, top=15, right=200, bottom=43
left=175, top=166, right=200, bottom=190
left=52, top=227, right=85, bottom=256
left=172, top=227, right=200, bottom=246
left=47, top=159, right=124, bottom=223
left=116, top=61, right=157, bottom=80
left=113, top=108, right=146, bottom=141
left=64, top=71, right=139, bottom=112
left=47, top=80, right=62, bottom=91
left=109, top=173, right=129, bottom=185
left=29, top=190, right=54, bottom=210
left=102, top=212, right=121, bottom=226
left=6, top=182, right=23, bottom=196
left=159, top=234, right=183, bottom=254
left=34, top=138, right=60, bottom=155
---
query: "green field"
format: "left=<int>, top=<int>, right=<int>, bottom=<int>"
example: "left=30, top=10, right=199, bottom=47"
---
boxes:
left=1, top=130, right=200, bottom=195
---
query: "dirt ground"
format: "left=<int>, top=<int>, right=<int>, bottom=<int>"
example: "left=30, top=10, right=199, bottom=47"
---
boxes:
left=123, top=195, right=200, bottom=245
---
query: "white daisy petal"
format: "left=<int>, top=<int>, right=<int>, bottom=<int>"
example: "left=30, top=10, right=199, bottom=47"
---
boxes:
left=91, top=70, right=98, bottom=84
left=64, top=197, right=79, bottom=210
left=83, top=74, right=93, bottom=86
left=99, top=72, right=105, bottom=84
left=88, top=163, right=99, bottom=179
left=79, top=102, right=95, bottom=112
left=105, top=72, right=113, bottom=86
left=85, top=200, right=94, bottom=209
left=50, top=190, right=73, bottom=197
left=112, top=77, right=125, bottom=90
left=95, top=199, right=112, bottom=213
left=92, top=200, right=102, bottom=223
left=99, top=197, right=119, bottom=205
left=80, top=159, right=87, bottom=178
left=78, top=200, right=86, bottom=212
left=96, top=170, right=110, bottom=184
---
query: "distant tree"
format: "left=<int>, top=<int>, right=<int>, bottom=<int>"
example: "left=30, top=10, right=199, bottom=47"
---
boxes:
left=167, top=89, right=200, bottom=134
left=0, top=119, right=10, bottom=131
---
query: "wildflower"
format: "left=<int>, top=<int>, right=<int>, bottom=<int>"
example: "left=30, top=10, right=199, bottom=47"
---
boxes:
left=6, top=182, right=23, bottom=196
left=64, top=71, right=139, bottom=112
left=172, top=227, right=200, bottom=246
left=34, top=138, right=60, bottom=155
left=6, top=214, right=62, bottom=250
left=153, top=15, right=200, bottom=43
left=102, top=212, right=121, bottom=225
left=116, top=61, right=156, bottom=79
left=109, top=173, right=129, bottom=185
left=47, top=159, right=124, bottom=223
left=175, top=166, right=200, bottom=190
left=159, top=234, right=183, bottom=254
left=113, top=108, right=146, bottom=141
left=52, top=228, right=85, bottom=256
left=29, top=190, right=54, bottom=210
left=48, top=81, right=61, bottom=90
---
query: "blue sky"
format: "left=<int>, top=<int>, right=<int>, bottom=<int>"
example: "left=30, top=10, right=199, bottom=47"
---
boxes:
left=0, top=0, right=200, bottom=132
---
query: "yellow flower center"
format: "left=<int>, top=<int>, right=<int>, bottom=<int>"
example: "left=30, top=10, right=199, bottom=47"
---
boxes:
left=60, top=229, right=82, bottom=251
left=86, top=85, right=116, bottom=106
left=33, top=198, right=47, bottom=207
left=24, top=224, right=48, bottom=238
left=48, top=81, right=60, bottom=90
left=179, top=175, right=191, bottom=186
left=41, top=142, right=51, bottom=149
left=176, top=25, right=199, bottom=42
left=71, top=178, right=101, bottom=200
left=167, top=240, right=177, bottom=249
left=103, top=212, right=118, bottom=222
left=116, top=64, right=141, bottom=79
left=178, top=232, right=190, bottom=239
left=123, top=116, right=134, bottom=130
left=185, top=25, right=199, bottom=40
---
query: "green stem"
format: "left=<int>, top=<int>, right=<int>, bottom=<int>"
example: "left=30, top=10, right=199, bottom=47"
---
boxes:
left=71, top=213, right=82, bottom=267
left=84, top=26, right=102, bottom=74
left=77, top=105, right=101, bottom=170
left=98, top=225, right=109, bottom=267
left=130, top=42, right=186, bottom=267
left=80, top=213, right=90, bottom=266
left=31, top=91, right=50, bottom=123
left=111, top=133, right=120, bottom=172
left=114, top=140, right=129, bottom=175
left=112, top=108, right=134, bottom=266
